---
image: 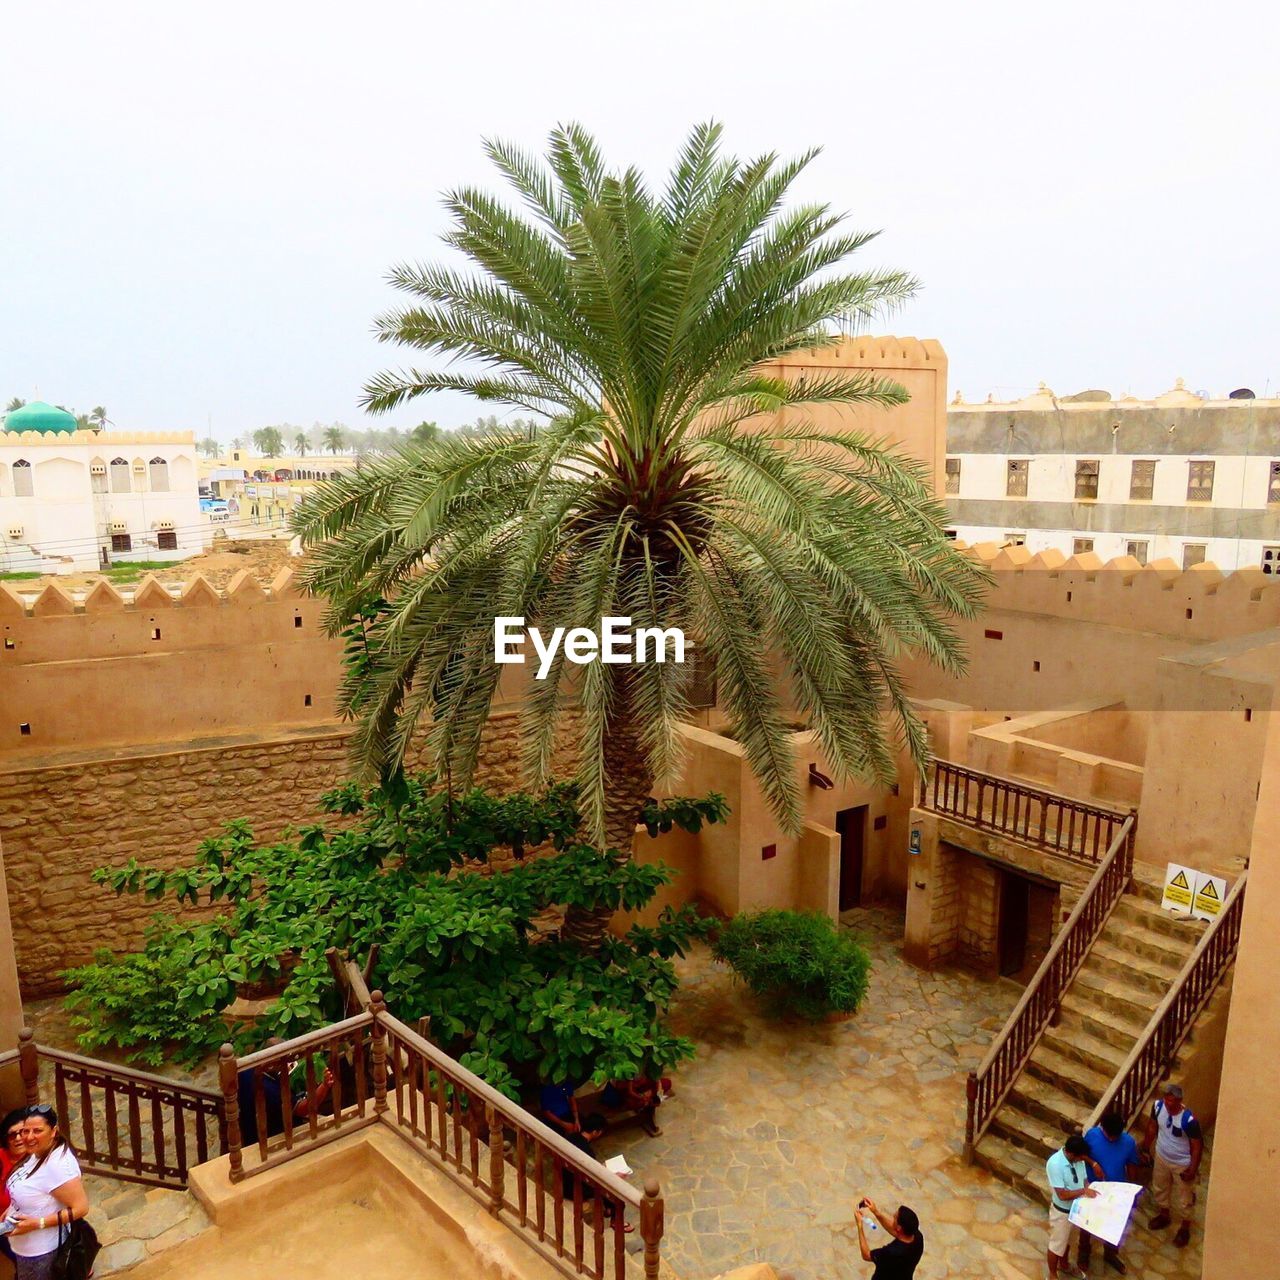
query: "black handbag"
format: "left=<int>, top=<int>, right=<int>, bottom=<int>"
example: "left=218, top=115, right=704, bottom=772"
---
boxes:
left=51, top=1217, right=101, bottom=1280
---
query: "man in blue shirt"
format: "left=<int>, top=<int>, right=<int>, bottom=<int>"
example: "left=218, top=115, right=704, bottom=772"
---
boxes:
left=1078, top=1112, right=1142, bottom=1274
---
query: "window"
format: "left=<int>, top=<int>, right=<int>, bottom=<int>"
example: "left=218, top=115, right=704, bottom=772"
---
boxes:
left=110, top=457, right=131, bottom=493
left=1006, top=459, right=1029, bottom=497
left=157, top=530, right=178, bottom=550
left=944, top=457, right=961, bottom=495
left=111, top=533, right=132, bottom=553
left=1262, top=546, right=1280, bottom=576
left=11, top=459, right=33, bottom=498
left=90, top=459, right=107, bottom=494
left=1183, top=543, right=1206, bottom=569
left=1003, top=531, right=1027, bottom=547
left=148, top=457, right=170, bottom=492
left=1130, top=459, right=1156, bottom=501
left=1075, top=459, right=1100, bottom=500
left=1187, top=460, right=1215, bottom=502
left=1126, top=540, right=1149, bottom=566
left=1269, top=462, right=1280, bottom=505
left=1072, top=538, right=1094, bottom=555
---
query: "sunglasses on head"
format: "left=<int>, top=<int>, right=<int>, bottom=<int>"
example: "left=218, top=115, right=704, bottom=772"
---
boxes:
left=25, top=1104, right=56, bottom=1122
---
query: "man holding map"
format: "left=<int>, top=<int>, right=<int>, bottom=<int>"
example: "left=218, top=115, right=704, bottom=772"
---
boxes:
left=1078, top=1112, right=1143, bottom=1273
left=1045, top=1134, right=1099, bottom=1279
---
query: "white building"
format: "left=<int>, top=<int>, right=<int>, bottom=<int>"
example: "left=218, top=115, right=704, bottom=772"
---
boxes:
left=0, top=402, right=206, bottom=574
left=945, top=381, right=1280, bottom=572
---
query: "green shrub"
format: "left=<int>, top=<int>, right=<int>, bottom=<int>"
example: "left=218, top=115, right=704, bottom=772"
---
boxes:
left=711, top=909, right=870, bottom=1020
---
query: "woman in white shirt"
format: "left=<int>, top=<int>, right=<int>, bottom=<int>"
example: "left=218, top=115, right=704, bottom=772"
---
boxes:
left=5, top=1105, right=90, bottom=1279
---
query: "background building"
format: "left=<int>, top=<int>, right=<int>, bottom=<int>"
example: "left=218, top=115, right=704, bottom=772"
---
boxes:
left=945, top=381, right=1280, bottom=571
left=0, top=401, right=205, bottom=573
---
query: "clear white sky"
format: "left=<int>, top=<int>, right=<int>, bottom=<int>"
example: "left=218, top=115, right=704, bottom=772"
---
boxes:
left=3, top=0, right=1276, bottom=437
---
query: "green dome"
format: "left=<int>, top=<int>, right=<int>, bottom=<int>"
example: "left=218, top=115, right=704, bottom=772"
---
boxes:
left=3, top=401, right=78, bottom=434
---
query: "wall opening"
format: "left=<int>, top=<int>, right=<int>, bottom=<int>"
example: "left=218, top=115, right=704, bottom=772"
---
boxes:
left=18, top=723, right=30, bottom=736
left=304, top=694, right=313, bottom=707
left=836, top=805, right=867, bottom=912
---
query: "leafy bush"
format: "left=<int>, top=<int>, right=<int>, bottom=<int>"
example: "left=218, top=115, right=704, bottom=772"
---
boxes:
left=64, top=779, right=726, bottom=1095
left=711, top=909, right=870, bottom=1020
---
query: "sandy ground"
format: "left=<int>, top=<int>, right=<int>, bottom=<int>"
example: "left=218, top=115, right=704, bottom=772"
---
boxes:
left=9, top=539, right=295, bottom=595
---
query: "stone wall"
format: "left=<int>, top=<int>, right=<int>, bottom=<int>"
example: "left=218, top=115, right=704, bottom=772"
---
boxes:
left=956, top=858, right=1000, bottom=974
left=0, top=708, right=577, bottom=995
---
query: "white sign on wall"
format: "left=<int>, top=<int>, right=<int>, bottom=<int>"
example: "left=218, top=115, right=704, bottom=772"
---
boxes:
left=1161, top=862, right=1229, bottom=922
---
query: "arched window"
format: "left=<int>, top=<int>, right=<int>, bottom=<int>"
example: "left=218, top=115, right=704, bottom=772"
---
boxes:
left=12, top=459, right=33, bottom=498
left=110, top=457, right=131, bottom=493
left=90, top=458, right=107, bottom=494
left=148, top=457, right=170, bottom=491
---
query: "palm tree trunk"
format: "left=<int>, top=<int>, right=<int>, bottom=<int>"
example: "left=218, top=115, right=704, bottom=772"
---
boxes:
left=560, top=700, right=653, bottom=950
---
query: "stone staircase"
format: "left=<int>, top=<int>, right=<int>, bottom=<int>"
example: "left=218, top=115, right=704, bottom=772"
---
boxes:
left=972, top=870, right=1208, bottom=1202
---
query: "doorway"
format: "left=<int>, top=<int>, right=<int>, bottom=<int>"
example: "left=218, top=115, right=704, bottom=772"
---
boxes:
left=998, top=871, right=1030, bottom=978
left=836, top=806, right=867, bottom=912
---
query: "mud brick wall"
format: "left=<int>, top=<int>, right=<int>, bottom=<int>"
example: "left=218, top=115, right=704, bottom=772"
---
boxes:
left=0, top=708, right=579, bottom=995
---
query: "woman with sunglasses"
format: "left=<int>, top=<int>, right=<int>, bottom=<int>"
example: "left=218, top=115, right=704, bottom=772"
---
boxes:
left=0, top=1109, right=29, bottom=1263
left=4, top=1104, right=90, bottom=1278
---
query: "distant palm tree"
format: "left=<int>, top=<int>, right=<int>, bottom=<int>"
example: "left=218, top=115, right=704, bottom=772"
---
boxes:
left=231, top=437, right=245, bottom=451
left=297, top=122, right=985, bottom=929
left=294, top=433, right=309, bottom=456
left=89, top=405, right=110, bottom=432
left=197, top=437, right=220, bottom=458
left=74, top=412, right=92, bottom=431
left=4, top=397, right=24, bottom=413
left=323, top=425, right=345, bottom=454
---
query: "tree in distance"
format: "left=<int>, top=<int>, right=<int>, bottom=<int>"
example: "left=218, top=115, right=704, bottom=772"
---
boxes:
left=252, top=426, right=285, bottom=457
left=295, top=122, right=986, bottom=946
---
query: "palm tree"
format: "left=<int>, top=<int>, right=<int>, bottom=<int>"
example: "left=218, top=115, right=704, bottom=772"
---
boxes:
left=231, top=437, right=245, bottom=452
left=295, top=123, right=985, bottom=941
left=5, top=397, right=25, bottom=413
left=323, top=425, right=346, bottom=454
left=294, top=432, right=309, bottom=457
left=198, top=437, right=221, bottom=458
left=89, top=405, right=110, bottom=432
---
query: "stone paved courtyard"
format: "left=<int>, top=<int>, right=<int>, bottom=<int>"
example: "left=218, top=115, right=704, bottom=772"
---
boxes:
left=606, top=906, right=1209, bottom=1280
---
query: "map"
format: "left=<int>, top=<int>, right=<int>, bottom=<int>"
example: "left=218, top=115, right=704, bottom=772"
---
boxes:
left=1068, top=1181, right=1144, bottom=1246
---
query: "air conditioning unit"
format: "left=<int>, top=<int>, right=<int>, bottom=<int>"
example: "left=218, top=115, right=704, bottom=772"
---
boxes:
left=6, top=526, right=23, bottom=540
left=156, top=518, right=175, bottom=531
left=89, top=462, right=106, bottom=475
left=108, top=520, right=128, bottom=534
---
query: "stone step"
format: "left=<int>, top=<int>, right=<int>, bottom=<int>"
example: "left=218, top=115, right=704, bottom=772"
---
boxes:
left=1112, top=895, right=1208, bottom=942
left=990, top=1099, right=1068, bottom=1161
left=972, top=1132, right=1048, bottom=1206
left=1008, top=1072, right=1094, bottom=1135
left=1041, top=1023, right=1129, bottom=1078
left=1069, top=969, right=1160, bottom=1027
left=1098, top=920, right=1195, bottom=972
left=1057, top=995, right=1146, bottom=1053
left=1086, top=939, right=1184, bottom=996
left=1025, top=1044, right=1115, bottom=1107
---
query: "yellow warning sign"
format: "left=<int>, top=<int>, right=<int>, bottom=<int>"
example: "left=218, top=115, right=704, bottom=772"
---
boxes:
left=1161, top=864, right=1195, bottom=913
left=1193, top=873, right=1227, bottom=921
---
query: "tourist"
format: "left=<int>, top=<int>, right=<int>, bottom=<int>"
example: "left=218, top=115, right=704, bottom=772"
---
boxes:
left=237, top=1043, right=335, bottom=1147
left=1078, top=1111, right=1141, bottom=1274
left=1141, top=1083, right=1202, bottom=1248
left=561, top=1112, right=633, bottom=1234
left=854, top=1196, right=924, bottom=1278
left=540, top=1078, right=581, bottom=1137
left=0, top=1109, right=29, bottom=1263
left=4, top=1104, right=91, bottom=1279
left=601, top=1074, right=673, bottom=1136
left=1046, top=1134, right=1099, bottom=1279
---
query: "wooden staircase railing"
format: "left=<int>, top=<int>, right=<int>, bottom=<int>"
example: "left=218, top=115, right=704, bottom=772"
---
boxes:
left=0, top=1031, right=225, bottom=1189
left=964, top=814, right=1137, bottom=1162
left=1087, top=870, right=1248, bottom=1132
left=222, top=992, right=664, bottom=1280
left=923, top=759, right=1130, bottom=865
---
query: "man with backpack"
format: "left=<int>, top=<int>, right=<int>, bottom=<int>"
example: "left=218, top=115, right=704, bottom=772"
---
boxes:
left=1142, top=1083, right=1203, bottom=1249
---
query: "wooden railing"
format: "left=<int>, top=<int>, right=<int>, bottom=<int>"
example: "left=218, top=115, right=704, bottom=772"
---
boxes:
left=964, top=814, right=1137, bottom=1161
left=924, top=760, right=1131, bottom=865
left=2, top=1031, right=225, bottom=1189
left=1087, top=871, right=1248, bottom=1133
left=221, top=993, right=663, bottom=1280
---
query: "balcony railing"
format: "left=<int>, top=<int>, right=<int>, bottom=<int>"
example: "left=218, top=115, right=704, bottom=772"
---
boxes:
left=964, top=814, right=1137, bottom=1160
left=923, top=759, right=1132, bottom=865
left=222, top=993, right=663, bottom=1280
left=1087, top=870, right=1248, bottom=1131
left=0, top=1032, right=225, bottom=1189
